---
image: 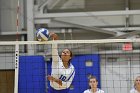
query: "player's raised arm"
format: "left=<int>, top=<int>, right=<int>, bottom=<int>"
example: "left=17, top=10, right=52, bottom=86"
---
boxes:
left=49, top=32, right=59, bottom=67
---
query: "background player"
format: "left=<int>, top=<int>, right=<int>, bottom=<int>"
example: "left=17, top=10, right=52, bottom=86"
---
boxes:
left=130, top=76, right=140, bottom=93
left=83, top=75, right=104, bottom=93
left=47, top=32, right=75, bottom=93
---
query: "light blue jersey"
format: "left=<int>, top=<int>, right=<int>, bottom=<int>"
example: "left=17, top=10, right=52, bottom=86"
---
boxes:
left=83, top=88, right=104, bottom=93
left=50, top=44, right=75, bottom=90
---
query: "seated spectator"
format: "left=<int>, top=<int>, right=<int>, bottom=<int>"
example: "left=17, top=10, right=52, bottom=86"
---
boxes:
left=83, top=75, right=104, bottom=93
left=130, top=76, right=140, bottom=93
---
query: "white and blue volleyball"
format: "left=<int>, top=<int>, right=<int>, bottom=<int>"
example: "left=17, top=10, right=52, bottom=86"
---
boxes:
left=36, top=28, right=50, bottom=41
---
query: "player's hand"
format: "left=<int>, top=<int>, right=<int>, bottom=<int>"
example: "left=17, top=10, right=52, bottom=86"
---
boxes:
left=47, top=75, right=53, bottom=81
left=47, top=75, right=62, bottom=86
left=49, top=32, right=59, bottom=40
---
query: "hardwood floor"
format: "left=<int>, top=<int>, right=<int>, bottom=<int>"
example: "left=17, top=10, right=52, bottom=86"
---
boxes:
left=0, top=70, right=14, bottom=93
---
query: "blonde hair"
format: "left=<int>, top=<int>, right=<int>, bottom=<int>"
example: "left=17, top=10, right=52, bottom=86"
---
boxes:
left=134, top=76, right=140, bottom=89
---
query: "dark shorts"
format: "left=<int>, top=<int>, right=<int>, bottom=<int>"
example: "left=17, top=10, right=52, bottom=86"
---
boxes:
left=48, top=86, right=70, bottom=93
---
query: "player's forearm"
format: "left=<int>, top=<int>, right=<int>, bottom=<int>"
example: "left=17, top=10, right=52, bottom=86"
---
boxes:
left=52, top=77, right=62, bottom=86
left=52, top=44, right=58, bottom=56
left=50, top=32, right=59, bottom=65
left=52, top=44, right=59, bottom=65
left=50, top=77, right=72, bottom=88
left=48, top=75, right=62, bottom=86
left=54, top=79, right=71, bottom=88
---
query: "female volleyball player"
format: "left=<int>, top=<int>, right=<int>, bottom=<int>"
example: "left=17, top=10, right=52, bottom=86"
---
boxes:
left=47, top=33, right=75, bottom=93
left=83, top=75, right=104, bottom=93
left=130, top=76, right=140, bottom=93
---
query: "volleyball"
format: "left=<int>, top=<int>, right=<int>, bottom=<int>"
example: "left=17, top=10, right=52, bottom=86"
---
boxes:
left=36, top=28, right=50, bottom=41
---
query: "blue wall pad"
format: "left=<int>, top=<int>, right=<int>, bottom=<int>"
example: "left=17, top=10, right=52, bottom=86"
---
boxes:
left=70, top=54, right=100, bottom=93
left=19, top=56, right=46, bottom=93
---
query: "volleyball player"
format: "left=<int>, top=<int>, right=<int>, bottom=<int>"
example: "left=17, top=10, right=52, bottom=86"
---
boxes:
left=47, top=33, right=75, bottom=93
left=130, top=76, right=140, bottom=93
left=83, top=75, right=104, bottom=93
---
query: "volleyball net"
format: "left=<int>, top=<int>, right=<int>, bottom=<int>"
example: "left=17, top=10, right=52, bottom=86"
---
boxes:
left=1, top=39, right=140, bottom=93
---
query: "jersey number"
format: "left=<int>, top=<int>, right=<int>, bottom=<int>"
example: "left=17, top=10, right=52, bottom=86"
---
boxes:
left=59, top=75, right=66, bottom=81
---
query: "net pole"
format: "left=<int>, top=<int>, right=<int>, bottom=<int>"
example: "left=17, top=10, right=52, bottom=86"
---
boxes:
left=14, top=0, right=20, bottom=92
left=14, top=44, right=19, bottom=93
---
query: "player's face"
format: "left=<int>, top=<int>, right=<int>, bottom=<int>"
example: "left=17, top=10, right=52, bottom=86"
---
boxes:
left=89, top=78, right=98, bottom=89
left=61, top=49, right=72, bottom=63
left=135, top=77, right=140, bottom=87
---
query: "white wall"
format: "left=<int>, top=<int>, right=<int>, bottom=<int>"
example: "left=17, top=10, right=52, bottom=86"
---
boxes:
left=0, top=53, right=15, bottom=69
left=101, top=54, right=140, bottom=93
left=0, top=0, right=24, bottom=32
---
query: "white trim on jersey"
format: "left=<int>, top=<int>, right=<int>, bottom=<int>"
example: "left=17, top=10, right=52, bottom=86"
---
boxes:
left=83, top=88, right=104, bottom=93
left=130, top=88, right=139, bottom=93
left=50, top=44, right=75, bottom=90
